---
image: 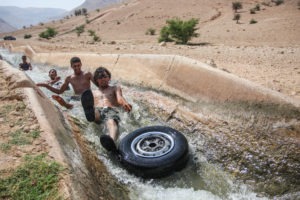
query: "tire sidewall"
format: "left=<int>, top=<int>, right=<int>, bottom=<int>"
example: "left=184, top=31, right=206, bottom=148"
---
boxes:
left=118, top=126, right=189, bottom=177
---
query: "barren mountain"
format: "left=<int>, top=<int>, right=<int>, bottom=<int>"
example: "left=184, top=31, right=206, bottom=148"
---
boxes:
left=0, top=6, right=67, bottom=29
left=1, top=0, right=300, bottom=100
left=0, top=18, right=17, bottom=33
left=75, top=0, right=124, bottom=11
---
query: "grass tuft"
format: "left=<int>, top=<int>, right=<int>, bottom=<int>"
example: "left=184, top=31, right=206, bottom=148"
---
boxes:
left=0, top=154, right=62, bottom=199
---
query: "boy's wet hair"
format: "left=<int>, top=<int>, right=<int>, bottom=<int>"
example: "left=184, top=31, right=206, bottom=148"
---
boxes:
left=70, top=56, right=81, bottom=65
left=22, top=55, right=26, bottom=59
left=94, top=66, right=111, bottom=86
left=49, top=69, right=57, bottom=74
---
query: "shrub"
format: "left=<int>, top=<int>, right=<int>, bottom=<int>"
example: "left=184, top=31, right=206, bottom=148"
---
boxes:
left=75, top=25, right=85, bottom=36
left=93, top=35, right=100, bottom=42
left=88, top=30, right=95, bottom=36
left=158, top=26, right=173, bottom=42
left=255, top=4, right=261, bottom=11
left=273, top=0, right=284, bottom=6
left=146, top=28, right=156, bottom=35
left=232, top=2, right=243, bottom=12
left=39, top=27, right=57, bottom=39
left=233, top=13, right=241, bottom=23
left=159, top=18, right=199, bottom=44
left=250, top=19, right=257, bottom=24
left=250, top=8, right=256, bottom=14
left=24, top=34, right=32, bottom=39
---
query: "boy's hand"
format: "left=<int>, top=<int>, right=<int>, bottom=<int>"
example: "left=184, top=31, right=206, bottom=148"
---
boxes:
left=36, top=83, right=46, bottom=87
left=122, top=103, right=132, bottom=112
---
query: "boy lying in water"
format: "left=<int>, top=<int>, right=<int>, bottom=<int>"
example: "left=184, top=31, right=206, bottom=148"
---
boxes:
left=81, top=67, right=132, bottom=153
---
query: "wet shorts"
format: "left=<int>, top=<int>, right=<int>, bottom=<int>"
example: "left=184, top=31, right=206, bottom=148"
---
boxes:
left=67, top=95, right=81, bottom=102
left=96, top=107, right=120, bottom=124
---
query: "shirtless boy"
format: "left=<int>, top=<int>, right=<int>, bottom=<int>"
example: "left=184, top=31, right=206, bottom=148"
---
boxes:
left=37, top=57, right=94, bottom=109
left=81, top=67, right=132, bottom=152
left=37, top=69, right=72, bottom=108
left=19, top=55, right=32, bottom=71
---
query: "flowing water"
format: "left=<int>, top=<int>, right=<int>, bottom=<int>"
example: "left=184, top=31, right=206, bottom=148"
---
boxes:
left=2, top=48, right=299, bottom=199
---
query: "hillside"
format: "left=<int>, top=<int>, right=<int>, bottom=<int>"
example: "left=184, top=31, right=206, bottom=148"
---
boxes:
left=75, top=0, right=124, bottom=11
left=1, top=0, right=299, bottom=101
left=0, top=18, right=17, bottom=33
left=0, top=6, right=67, bottom=29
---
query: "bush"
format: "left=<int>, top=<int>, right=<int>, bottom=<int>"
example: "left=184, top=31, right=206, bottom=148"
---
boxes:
left=93, top=35, right=100, bottom=42
left=24, top=34, right=32, bottom=39
left=250, top=19, right=257, bottom=24
left=250, top=8, right=256, bottom=14
left=273, top=0, right=284, bottom=6
left=75, top=25, right=85, bottom=36
left=159, top=18, right=199, bottom=44
left=88, top=30, right=95, bottom=36
left=146, top=28, right=156, bottom=35
left=232, top=2, right=243, bottom=12
left=255, top=4, right=260, bottom=11
left=39, top=27, right=57, bottom=39
left=158, top=26, right=173, bottom=42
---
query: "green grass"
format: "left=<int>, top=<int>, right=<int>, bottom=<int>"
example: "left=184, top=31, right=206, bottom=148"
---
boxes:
left=0, top=154, right=62, bottom=199
left=0, top=143, right=11, bottom=152
left=9, top=130, right=31, bottom=145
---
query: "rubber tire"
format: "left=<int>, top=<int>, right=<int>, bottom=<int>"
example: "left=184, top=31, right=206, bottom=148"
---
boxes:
left=118, top=126, right=189, bottom=178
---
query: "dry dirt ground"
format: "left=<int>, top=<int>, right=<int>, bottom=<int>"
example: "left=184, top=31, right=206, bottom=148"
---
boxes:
left=0, top=67, right=48, bottom=183
left=1, top=0, right=299, bottom=101
left=0, top=0, right=299, bottom=198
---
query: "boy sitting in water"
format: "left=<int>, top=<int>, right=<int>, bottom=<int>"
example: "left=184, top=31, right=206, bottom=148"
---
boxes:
left=38, top=68, right=73, bottom=109
left=37, top=57, right=94, bottom=109
left=19, top=55, right=32, bottom=71
left=81, top=67, right=132, bottom=152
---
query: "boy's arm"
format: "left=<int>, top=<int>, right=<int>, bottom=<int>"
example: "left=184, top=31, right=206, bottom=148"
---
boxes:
left=116, top=86, right=132, bottom=112
left=29, top=63, right=32, bottom=70
left=47, top=76, right=61, bottom=85
left=88, top=71, right=97, bottom=86
left=37, top=76, right=70, bottom=94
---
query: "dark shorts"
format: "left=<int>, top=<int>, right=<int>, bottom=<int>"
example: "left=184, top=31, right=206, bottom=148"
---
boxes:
left=66, top=95, right=81, bottom=102
left=96, top=107, right=120, bottom=124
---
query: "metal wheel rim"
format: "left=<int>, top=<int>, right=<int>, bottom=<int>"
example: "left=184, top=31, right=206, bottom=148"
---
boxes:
left=131, top=131, right=175, bottom=158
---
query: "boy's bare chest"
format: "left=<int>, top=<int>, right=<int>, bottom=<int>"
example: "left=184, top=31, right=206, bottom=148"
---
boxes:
left=95, top=88, right=116, bottom=100
left=70, top=75, right=88, bottom=85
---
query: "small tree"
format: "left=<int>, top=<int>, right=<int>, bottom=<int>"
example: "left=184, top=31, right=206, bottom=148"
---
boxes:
left=160, top=18, right=199, bottom=44
left=233, top=13, right=241, bottom=23
left=74, top=9, right=82, bottom=16
left=82, top=8, right=88, bottom=16
left=232, top=2, right=243, bottom=12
